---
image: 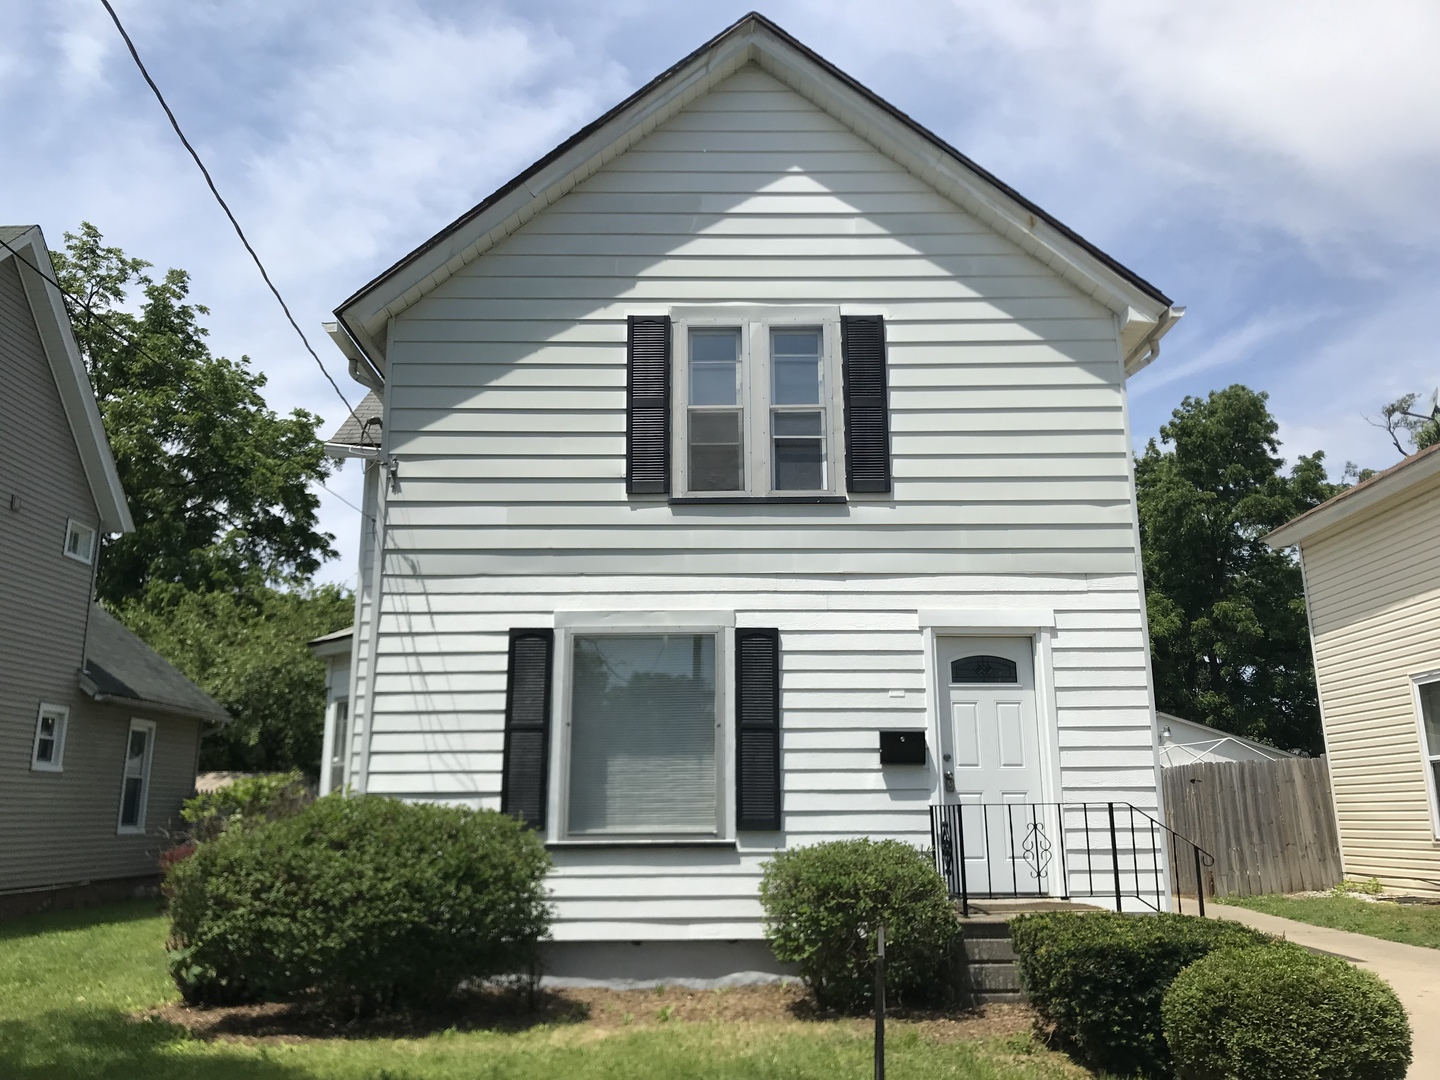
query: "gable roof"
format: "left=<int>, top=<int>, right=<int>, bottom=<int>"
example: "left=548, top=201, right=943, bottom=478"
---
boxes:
left=334, top=12, right=1180, bottom=379
left=1265, top=440, right=1440, bottom=549
left=80, top=605, right=230, bottom=725
left=0, top=226, right=133, bottom=534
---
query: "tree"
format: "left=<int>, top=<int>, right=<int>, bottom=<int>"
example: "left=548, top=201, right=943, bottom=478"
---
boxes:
left=50, top=222, right=336, bottom=607
left=1136, top=386, right=1342, bottom=754
left=117, top=584, right=353, bottom=774
left=1371, top=391, right=1440, bottom=457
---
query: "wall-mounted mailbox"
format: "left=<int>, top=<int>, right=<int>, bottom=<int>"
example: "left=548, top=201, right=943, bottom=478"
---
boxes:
left=879, top=729, right=926, bottom=765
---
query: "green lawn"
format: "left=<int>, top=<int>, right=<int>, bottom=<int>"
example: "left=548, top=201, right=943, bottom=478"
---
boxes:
left=0, top=902, right=1083, bottom=1080
left=1218, top=894, right=1440, bottom=950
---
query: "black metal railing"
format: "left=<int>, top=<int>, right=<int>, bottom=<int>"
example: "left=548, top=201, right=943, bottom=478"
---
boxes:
left=929, top=802, right=1214, bottom=917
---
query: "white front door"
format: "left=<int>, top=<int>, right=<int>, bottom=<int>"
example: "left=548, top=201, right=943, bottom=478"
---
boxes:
left=938, top=636, right=1049, bottom=896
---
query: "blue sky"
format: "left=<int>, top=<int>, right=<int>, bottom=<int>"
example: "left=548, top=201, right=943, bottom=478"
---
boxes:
left=4, top=1, right=1438, bottom=586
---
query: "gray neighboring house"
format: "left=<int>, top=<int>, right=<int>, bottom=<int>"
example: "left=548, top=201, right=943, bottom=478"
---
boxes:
left=0, top=225, right=228, bottom=916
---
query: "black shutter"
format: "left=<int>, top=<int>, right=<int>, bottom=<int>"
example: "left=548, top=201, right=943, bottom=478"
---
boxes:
left=626, top=315, right=672, bottom=494
left=501, top=628, right=554, bottom=828
left=735, top=627, right=782, bottom=831
left=841, top=315, right=892, bottom=493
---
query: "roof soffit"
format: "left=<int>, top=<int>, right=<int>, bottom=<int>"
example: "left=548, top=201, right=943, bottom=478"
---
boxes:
left=336, top=15, right=1175, bottom=372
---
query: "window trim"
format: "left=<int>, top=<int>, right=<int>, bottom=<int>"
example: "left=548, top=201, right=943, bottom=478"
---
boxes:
left=548, top=622, right=734, bottom=845
left=30, top=703, right=69, bottom=772
left=1411, top=670, right=1440, bottom=841
left=117, top=718, right=157, bottom=835
left=63, top=519, right=97, bottom=565
left=672, top=308, right=844, bottom=500
left=329, top=698, right=350, bottom=795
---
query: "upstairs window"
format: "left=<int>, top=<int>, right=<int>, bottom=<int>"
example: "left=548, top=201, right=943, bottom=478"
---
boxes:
left=31, top=704, right=69, bottom=772
left=64, top=519, right=96, bottom=564
left=675, top=317, right=841, bottom=497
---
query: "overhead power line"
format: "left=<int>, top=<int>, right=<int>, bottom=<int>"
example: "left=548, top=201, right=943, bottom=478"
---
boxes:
left=99, top=0, right=360, bottom=421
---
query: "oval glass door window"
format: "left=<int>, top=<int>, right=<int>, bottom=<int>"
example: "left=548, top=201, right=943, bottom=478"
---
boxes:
left=950, top=655, right=1018, bottom=684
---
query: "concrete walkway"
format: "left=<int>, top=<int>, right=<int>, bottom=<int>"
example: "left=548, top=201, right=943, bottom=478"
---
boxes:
left=1210, top=904, right=1440, bottom=1079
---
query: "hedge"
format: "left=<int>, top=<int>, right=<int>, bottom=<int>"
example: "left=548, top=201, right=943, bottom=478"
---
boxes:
left=759, top=838, right=962, bottom=1012
left=166, top=794, right=551, bottom=1013
left=1010, top=911, right=1269, bottom=1078
left=1163, top=943, right=1411, bottom=1080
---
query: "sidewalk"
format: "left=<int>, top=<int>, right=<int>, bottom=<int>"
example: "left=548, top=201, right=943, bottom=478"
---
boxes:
left=1210, top=904, right=1440, bottom=1080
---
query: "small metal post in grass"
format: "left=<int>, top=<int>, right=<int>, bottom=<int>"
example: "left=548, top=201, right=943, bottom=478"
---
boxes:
left=874, top=923, right=886, bottom=1080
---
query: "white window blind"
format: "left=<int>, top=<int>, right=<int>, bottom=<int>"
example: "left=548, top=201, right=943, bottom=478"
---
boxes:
left=568, top=634, right=718, bottom=835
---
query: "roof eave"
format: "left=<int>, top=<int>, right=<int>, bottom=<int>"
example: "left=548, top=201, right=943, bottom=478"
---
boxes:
left=332, top=12, right=1174, bottom=375
left=1265, top=442, right=1440, bottom=549
left=78, top=671, right=230, bottom=727
left=3, top=227, right=134, bottom=534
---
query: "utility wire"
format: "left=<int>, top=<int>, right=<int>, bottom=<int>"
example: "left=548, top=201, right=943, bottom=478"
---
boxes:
left=99, top=0, right=359, bottom=422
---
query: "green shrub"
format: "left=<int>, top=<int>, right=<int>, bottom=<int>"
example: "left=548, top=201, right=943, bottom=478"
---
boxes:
left=1331, top=876, right=1384, bottom=897
left=759, top=838, right=961, bottom=1012
left=1163, top=943, right=1411, bottom=1080
left=166, top=794, right=551, bottom=1013
left=1010, top=911, right=1269, bottom=1078
left=181, top=770, right=312, bottom=843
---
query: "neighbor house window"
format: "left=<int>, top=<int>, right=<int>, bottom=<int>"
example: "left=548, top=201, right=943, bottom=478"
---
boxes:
left=329, top=699, right=349, bottom=794
left=64, top=519, right=96, bottom=564
left=1418, top=676, right=1440, bottom=837
left=676, top=315, right=841, bottom=497
left=31, top=704, right=69, bottom=772
left=564, top=632, right=722, bottom=837
left=117, top=719, right=156, bottom=833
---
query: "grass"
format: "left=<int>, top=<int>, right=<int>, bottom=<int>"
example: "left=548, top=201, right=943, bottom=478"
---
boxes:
left=0, top=902, right=1085, bottom=1080
left=1217, top=893, right=1440, bottom=950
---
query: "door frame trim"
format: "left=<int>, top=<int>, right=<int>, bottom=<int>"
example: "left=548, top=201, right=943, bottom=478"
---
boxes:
left=920, top=618, right=1063, bottom=812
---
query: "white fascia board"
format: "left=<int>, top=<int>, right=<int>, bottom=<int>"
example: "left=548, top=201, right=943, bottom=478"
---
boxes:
left=1265, top=450, right=1440, bottom=549
left=745, top=34, right=1171, bottom=328
left=6, top=229, right=133, bottom=534
left=341, top=42, right=754, bottom=366
left=335, top=20, right=1175, bottom=373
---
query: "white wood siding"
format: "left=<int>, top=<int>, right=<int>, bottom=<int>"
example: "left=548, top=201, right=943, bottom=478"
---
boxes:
left=358, top=65, right=1158, bottom=939
left=1300, top=471, right=1440, bottom=895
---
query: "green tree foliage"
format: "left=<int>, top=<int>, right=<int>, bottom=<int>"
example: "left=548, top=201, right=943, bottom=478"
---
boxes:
left=117, top=584, right=353, bottom=774
left=51, top=222, right=336, bottom=607
left=1136, top=386, right=1342, bottom=754
left=1373, top=391, right=1440, bottom=456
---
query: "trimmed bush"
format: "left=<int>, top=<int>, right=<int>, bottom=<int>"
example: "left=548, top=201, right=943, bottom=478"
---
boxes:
left=1163, top=943, right=1411, bottom=1080
left=1010, top=911, right=1269, bottom=1078
left=181, top=770, right=312, bottom=843
left=166, top=794, right=551, bottom=1013
left=759, top=838, right=961, bottom=1012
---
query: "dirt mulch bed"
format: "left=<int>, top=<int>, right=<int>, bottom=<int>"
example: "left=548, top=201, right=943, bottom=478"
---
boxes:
left=143, top=983, right=1037, bottom=1045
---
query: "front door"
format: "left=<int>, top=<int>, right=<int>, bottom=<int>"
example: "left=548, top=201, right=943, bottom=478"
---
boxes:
left=938, top=636, right=1049, bottom=896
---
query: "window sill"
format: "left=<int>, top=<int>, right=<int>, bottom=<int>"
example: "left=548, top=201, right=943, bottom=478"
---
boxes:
left=29, top=763, right=63, bottom=774
left=669, top=495, right=847, bottom=505
left=116, top=826, right=146, bottom=836
left=547, top=838, right=737, bottom=849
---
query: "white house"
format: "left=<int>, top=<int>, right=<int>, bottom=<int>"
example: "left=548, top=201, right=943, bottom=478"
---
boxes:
left=320, top=14, right=1186, bottom=978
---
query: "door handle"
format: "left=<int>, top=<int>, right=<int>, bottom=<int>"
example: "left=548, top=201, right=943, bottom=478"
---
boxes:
left=943, top=770, right=955, bottom=793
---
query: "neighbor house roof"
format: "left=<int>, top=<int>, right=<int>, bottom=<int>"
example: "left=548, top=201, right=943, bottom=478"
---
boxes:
left=333, top=12, right=1180, bottom=381
left=1265, top=441, right=1440, bottom=549
left=0, top=226, right=133, bottom=533
left=80, top=605, right=230, bottom=725
left=307, top=625, right=353, bottom=661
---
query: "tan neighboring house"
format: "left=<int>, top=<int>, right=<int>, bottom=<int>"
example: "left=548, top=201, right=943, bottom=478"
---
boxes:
left=1266, top=441, right=1440, bottom=896
left=0, top=225, right=229, bottom=916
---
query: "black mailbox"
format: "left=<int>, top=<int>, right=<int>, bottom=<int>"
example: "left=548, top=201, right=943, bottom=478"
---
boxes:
left=879, top=729, right=926, bottom=765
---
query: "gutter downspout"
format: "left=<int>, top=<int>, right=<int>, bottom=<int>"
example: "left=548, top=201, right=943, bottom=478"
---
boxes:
left=329, top=314, right=385, bottom=390
left=1124, top=305, right=1186, bottom=377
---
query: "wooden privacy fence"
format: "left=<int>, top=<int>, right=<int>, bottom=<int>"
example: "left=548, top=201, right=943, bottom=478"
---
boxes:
left=1162, top=756, right=1343, bottom=897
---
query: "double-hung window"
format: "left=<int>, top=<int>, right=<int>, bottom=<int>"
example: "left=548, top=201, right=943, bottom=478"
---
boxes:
left=562, top=630, right=724, bottom=838
left=117, top=719, right=156, bottom=833
left=31, top=704, right=68, bottom=772
left=676, top=313, right=842, bottom=498
left=329, top=699, right=350, bottom=795
left=1416, top=675, right=1440, bottom=837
